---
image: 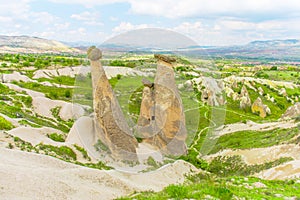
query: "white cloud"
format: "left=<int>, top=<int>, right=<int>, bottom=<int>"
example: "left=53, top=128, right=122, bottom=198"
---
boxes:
left=46, top=0, right=300, bottom=19
left=71, top=11, right=103, bottom=26
left=171, top=17, right=300, bottom=46
left=48, top=0, right=123, bottom=7
left=31, top=12, right=58, bottom=24
left=0, top=0, right=31, bottom=21
left=71, top=11, right=95, bottom=21
left=112, top=22, right=150, bottom=33
left=173, top=22, right=203, bottom=35
left=128, top=0, right=300, bottom=18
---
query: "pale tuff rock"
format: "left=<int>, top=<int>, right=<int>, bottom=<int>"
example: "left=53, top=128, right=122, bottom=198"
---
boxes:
left=258, top=87, right=264, bottom=96
left=281, top=102, right=300, bottom=120
left=137, top=78, right=156, bottom=138
left=265, top=94, right=275, bottom=103
left=88, top=47, right=138, bottom=161
left=239, top=85, right=252, bottom=109
left=154, top=54, right=176, bottom=64
left=279, top=88, right=287, bottom=96
left=251, top=97, right=271, bottom=118
left=138, top=55, right=187, bottom=156
left=193, top=77, right=225, bottom=106
left=224, top=87, right=234, bottom=98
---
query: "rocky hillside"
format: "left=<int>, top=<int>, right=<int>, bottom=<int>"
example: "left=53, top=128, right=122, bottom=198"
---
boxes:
left=0, top=35, right=81, bottom=54
left=0, top=52, right=300, bottom=199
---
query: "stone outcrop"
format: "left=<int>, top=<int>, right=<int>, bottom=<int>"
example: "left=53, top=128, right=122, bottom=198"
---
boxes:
left=193, top=77, right=225, bottom=106
left=137, top=78, right=155, bottom=138
left=258, top=87, right=264, bottom=96
left=279, top=88, right=287, bottom=96
left=239, top=85, right=252, bottom=109
left=137, top=55, right=187, bottom=156
left=281, top=102, right=300, bottom=120
left=88, top=47, right=138, bottom=161
left=251, top=97, right=271, bottom=118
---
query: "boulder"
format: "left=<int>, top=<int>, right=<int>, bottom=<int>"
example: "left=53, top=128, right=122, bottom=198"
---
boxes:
left=88, top=47, right=138, bottom=161
left=281, top=102, right=300, bottom=120
left=251, top=97, right=271, bottom=118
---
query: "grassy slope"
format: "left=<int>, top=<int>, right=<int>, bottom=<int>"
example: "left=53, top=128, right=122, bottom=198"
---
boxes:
left=118, top=175, right=300, bottom=200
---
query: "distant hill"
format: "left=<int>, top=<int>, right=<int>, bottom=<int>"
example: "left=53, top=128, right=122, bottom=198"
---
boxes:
left=184, top=39, right=300, bottom=61
left=249, top=39, right=299, bottom=46
left=0, top=35, right=81, bottom=54
left=98, top=36, right=300, bottom=61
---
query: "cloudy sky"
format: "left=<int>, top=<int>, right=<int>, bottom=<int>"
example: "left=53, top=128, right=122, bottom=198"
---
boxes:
left=1, top=0, right=300, bottom=46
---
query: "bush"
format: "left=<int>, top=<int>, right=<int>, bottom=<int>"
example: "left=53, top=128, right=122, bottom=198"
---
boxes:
left=146, top=156, right=158, bottom=167
left=270, top=66, right=277, bottom=70
left=65, top=90, right=71, bottom=98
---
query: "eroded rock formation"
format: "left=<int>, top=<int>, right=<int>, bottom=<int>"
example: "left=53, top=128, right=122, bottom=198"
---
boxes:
left=88, top=47, right=138, bottom=161
left=239, top=85, right=252, bottom=109
left=193, top=77, right=225, bottom=106
left=138, top=54, right=187, bottom=156
left=251, top=97, right=271, bottom=118
left=281, top=102, right=300, bottom=120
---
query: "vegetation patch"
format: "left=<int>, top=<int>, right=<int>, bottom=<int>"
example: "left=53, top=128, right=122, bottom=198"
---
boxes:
left=208, top=155, right=293, bottom=177
left=117, top=175, right=300, bottom=200
left=47, top=133, right=65, bottom=142
left=74, top=144, right=91, bottom=161
left=0, top=116, right=14, bottom=130
left=37, top=144, right=77, bottom=161
left=210, top=127, right=299, bottom=154
left=14, top=81, right=73, bottom=101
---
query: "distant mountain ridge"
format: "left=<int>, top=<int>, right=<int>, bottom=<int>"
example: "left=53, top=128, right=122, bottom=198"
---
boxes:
left=249, top=39, right=300, bottom=46
left=1, top=35, right=300, bottom=61
left=0, top=35, right=81, bottom=54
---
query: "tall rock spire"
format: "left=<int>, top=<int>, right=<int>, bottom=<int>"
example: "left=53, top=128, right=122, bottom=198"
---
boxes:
left=138, top=54, right=187, bottom=156
left=88, top=46, right=138, bottom=161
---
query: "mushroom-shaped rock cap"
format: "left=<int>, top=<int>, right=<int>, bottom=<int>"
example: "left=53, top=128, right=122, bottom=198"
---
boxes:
left=87, top=46, right=102, bottom=61
left=142, top=78, right=154, bottom=88
left=154, top=54, right=176, bottom=64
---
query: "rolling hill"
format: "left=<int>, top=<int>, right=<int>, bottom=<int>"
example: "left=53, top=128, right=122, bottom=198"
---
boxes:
left=0, top=35, right=81, bottom=54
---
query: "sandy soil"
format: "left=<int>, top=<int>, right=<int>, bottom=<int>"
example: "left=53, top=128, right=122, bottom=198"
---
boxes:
left=0, top=147, right=198, bottom=200
left=2, top=71, right=33, bottom=83
left=32, top=96, right=85, bottom=121
left=7, top=126, right=64, bottom=146
left=256, top=160, right=300, bottom=180
left=67, top=116, right=164, bottom=172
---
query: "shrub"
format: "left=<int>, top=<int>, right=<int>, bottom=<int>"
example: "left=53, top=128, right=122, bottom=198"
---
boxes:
left=146, top=156, right=158, bottom=167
